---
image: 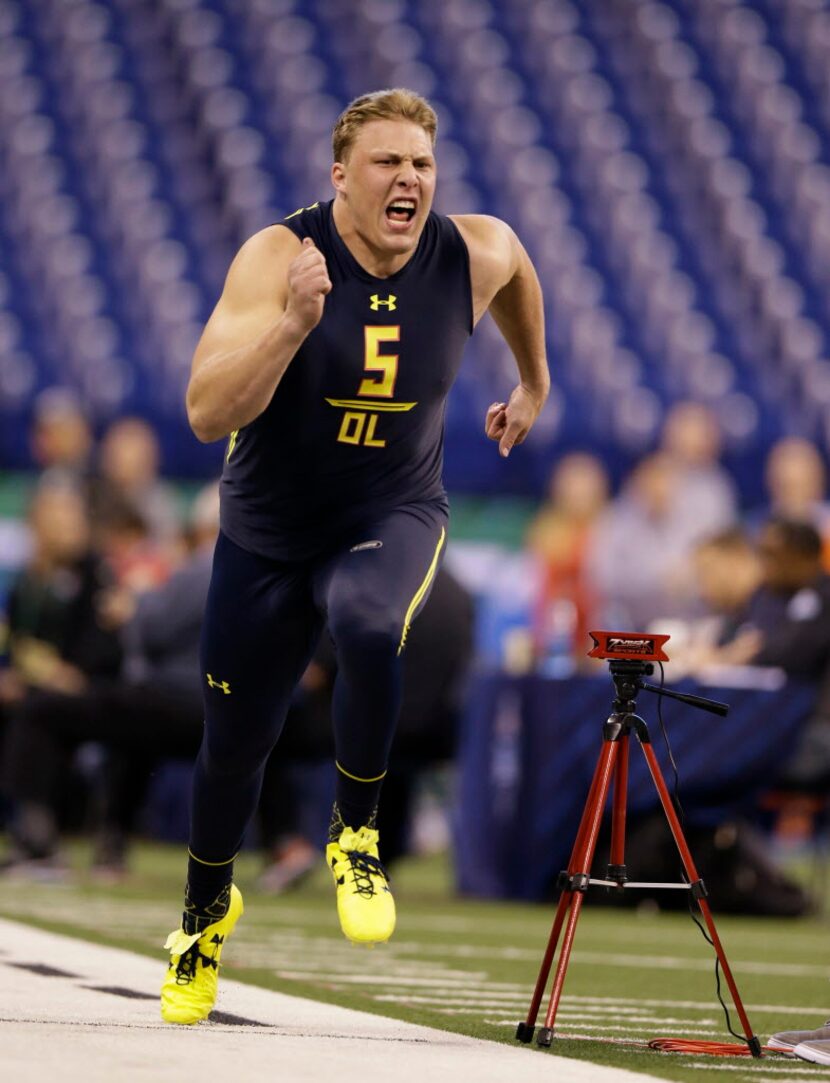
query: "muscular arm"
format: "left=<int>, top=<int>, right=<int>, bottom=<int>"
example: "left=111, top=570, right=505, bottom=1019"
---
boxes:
left=186, top=227, right=330, bottom=442
left=450, top=215, right=549, bottom=456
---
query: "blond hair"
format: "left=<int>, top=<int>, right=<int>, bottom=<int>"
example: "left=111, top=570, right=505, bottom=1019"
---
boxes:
left=332, top=88, right=438, bottom=162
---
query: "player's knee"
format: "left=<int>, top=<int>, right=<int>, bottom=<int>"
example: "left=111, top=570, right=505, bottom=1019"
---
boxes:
left=329, top=604, right=402, bottom=660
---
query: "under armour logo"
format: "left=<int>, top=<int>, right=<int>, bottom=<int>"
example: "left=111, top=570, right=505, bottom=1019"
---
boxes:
left=206, top=673, right=232, bottom=694
left=370, top=293, right=396, bottom=311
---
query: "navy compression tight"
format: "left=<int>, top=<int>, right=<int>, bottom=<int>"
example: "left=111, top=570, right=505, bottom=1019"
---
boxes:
left=186, top=504, right=447, bottom=903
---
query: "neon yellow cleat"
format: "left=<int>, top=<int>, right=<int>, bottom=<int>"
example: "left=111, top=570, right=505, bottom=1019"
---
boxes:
left=327, top=825, right=396, bottom=945
left=160, top=884, right=244, bottom=1024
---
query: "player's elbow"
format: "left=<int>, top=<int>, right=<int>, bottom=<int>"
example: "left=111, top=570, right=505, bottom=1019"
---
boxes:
left=186, top=391, right=225, bottom=443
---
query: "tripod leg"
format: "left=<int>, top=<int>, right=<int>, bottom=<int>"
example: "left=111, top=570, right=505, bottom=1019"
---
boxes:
left=537, top=741, right=619, bottom=1044
left=640, top=742, right=761, bottom=1057
left=567, top=740, right=615, bottom=873
left=516, top=888, right=573, bottom=1042
left=609, top=731, right=630, bottom=882
left=518, top=740, right=619, bottom=1041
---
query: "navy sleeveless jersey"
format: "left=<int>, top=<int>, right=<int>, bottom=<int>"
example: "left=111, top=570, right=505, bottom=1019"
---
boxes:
left=219, top=199, right=473, bottom=560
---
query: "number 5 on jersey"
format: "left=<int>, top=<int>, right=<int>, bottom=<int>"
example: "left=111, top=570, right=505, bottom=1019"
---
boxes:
left=359, top=326, right=399, bottom=398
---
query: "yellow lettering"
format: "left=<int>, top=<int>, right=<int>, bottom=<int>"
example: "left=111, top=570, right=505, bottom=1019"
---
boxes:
left=335, top=411, right=387, bottom=448
left=364, top=414, right=386, bottom=447
left=338, top=411, right=365, bottom=444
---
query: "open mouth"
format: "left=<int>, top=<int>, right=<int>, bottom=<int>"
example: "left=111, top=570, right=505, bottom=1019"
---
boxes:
left=386, top=199, right=416, bottom=224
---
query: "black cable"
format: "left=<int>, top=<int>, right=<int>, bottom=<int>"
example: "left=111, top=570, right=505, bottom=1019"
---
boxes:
left=656, top=663, right=683, bottom=818
left=655, top=662, right=743, bottom=1043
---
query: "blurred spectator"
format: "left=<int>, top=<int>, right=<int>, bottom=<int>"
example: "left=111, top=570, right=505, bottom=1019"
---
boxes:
left=96, top=491, right=176, bottom=595
left=749, top=438, right=830, bottom=547
left=668, top=528, right=762, bottom=674
left=659, top=401, right=738, bottom=537
left=586, top=452, right=703, bottom=629
left=29, top=388, right=94, bottom=482
left=719, top=518, right=830, bottom=679
left=711, top=518, right=830, bottom=794
left=0, top=477, right=122, bottom=868
left=693, top=528, right=762, bottom=647
left=526, top=453, right=609, bottom=665
left=0, top=483, right=219, bottom=875
left=0, top=477, right=120, bottom=703
left=92, top=417, right=182, bottom=545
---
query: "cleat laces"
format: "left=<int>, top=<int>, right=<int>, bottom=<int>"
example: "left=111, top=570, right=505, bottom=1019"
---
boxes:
left=172, top=934, right=223, bottom=986
left=343, top=850, right=389, bottom=898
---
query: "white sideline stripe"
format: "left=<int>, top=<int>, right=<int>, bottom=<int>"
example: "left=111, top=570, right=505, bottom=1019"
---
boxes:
left=0, top=918, right=666, bottom=1083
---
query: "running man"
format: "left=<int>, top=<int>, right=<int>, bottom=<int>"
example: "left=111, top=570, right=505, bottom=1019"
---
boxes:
left=161, top=88, right=549, bottom=1024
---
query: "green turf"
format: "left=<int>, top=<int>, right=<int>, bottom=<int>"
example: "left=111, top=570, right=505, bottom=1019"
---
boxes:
left=1, top=840, right=828, bottom=1082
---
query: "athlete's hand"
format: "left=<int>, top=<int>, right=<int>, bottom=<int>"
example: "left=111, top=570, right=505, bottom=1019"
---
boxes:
left=285, top=237, right=332, bottom=333
left=485, top=385, right=542, bottom=458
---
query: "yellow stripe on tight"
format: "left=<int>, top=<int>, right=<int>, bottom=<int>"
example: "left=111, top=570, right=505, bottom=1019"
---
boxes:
left=336, top=760, right=387, bottom=783
left=227, top=429, right=238, bottom=461
left=397, top=526, right=446, bottom=656
left=187, top=849, right=238, bottom=867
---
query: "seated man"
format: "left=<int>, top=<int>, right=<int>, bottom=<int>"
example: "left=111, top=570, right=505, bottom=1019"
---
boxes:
left=715, top=518, right=830, bottom=789
left=0, top=477, right=122, bottom=867
left=1, top=484, right=218, bottom=873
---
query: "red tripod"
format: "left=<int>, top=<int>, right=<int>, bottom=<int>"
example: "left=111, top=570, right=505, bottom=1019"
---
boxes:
left=515, top=656, right=761, bottom=1058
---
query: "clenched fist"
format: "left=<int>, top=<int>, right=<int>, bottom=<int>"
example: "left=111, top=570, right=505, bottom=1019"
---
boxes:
left=285, top=237, right=332, bottom=333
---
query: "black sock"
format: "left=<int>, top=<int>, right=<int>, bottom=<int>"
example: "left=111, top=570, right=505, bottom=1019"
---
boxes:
left=328, top=798, right=379, bottom=843
left=182, top=851, right=235, bottom=934
left=332, top=760, right=386, bottom=835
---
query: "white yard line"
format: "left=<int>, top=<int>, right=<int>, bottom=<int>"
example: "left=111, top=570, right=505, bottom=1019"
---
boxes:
left=485, top=1019, right=723, bottom=1036
left=560, top=996, right=829, bottom=1017
left=679, top=1064, right=823, bottom=1075
left=363, top=990, right=826, bottom=1017
left=0, top=917, right=666, bottom=1083
left=572, top=952, right=830, bottom=979
left=274, top=969, right=526, bottom=987
left=372, top=994, right=719, bottom=1019
left=3, top=899, right=825, bottom=978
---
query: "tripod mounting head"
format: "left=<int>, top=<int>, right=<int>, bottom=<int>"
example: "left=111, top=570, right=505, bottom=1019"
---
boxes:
left=589, top=631, right=730, bottom=718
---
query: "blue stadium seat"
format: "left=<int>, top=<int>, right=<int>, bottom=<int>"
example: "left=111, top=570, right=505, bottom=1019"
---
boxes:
left=1, top=0, right=829, bottom=500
